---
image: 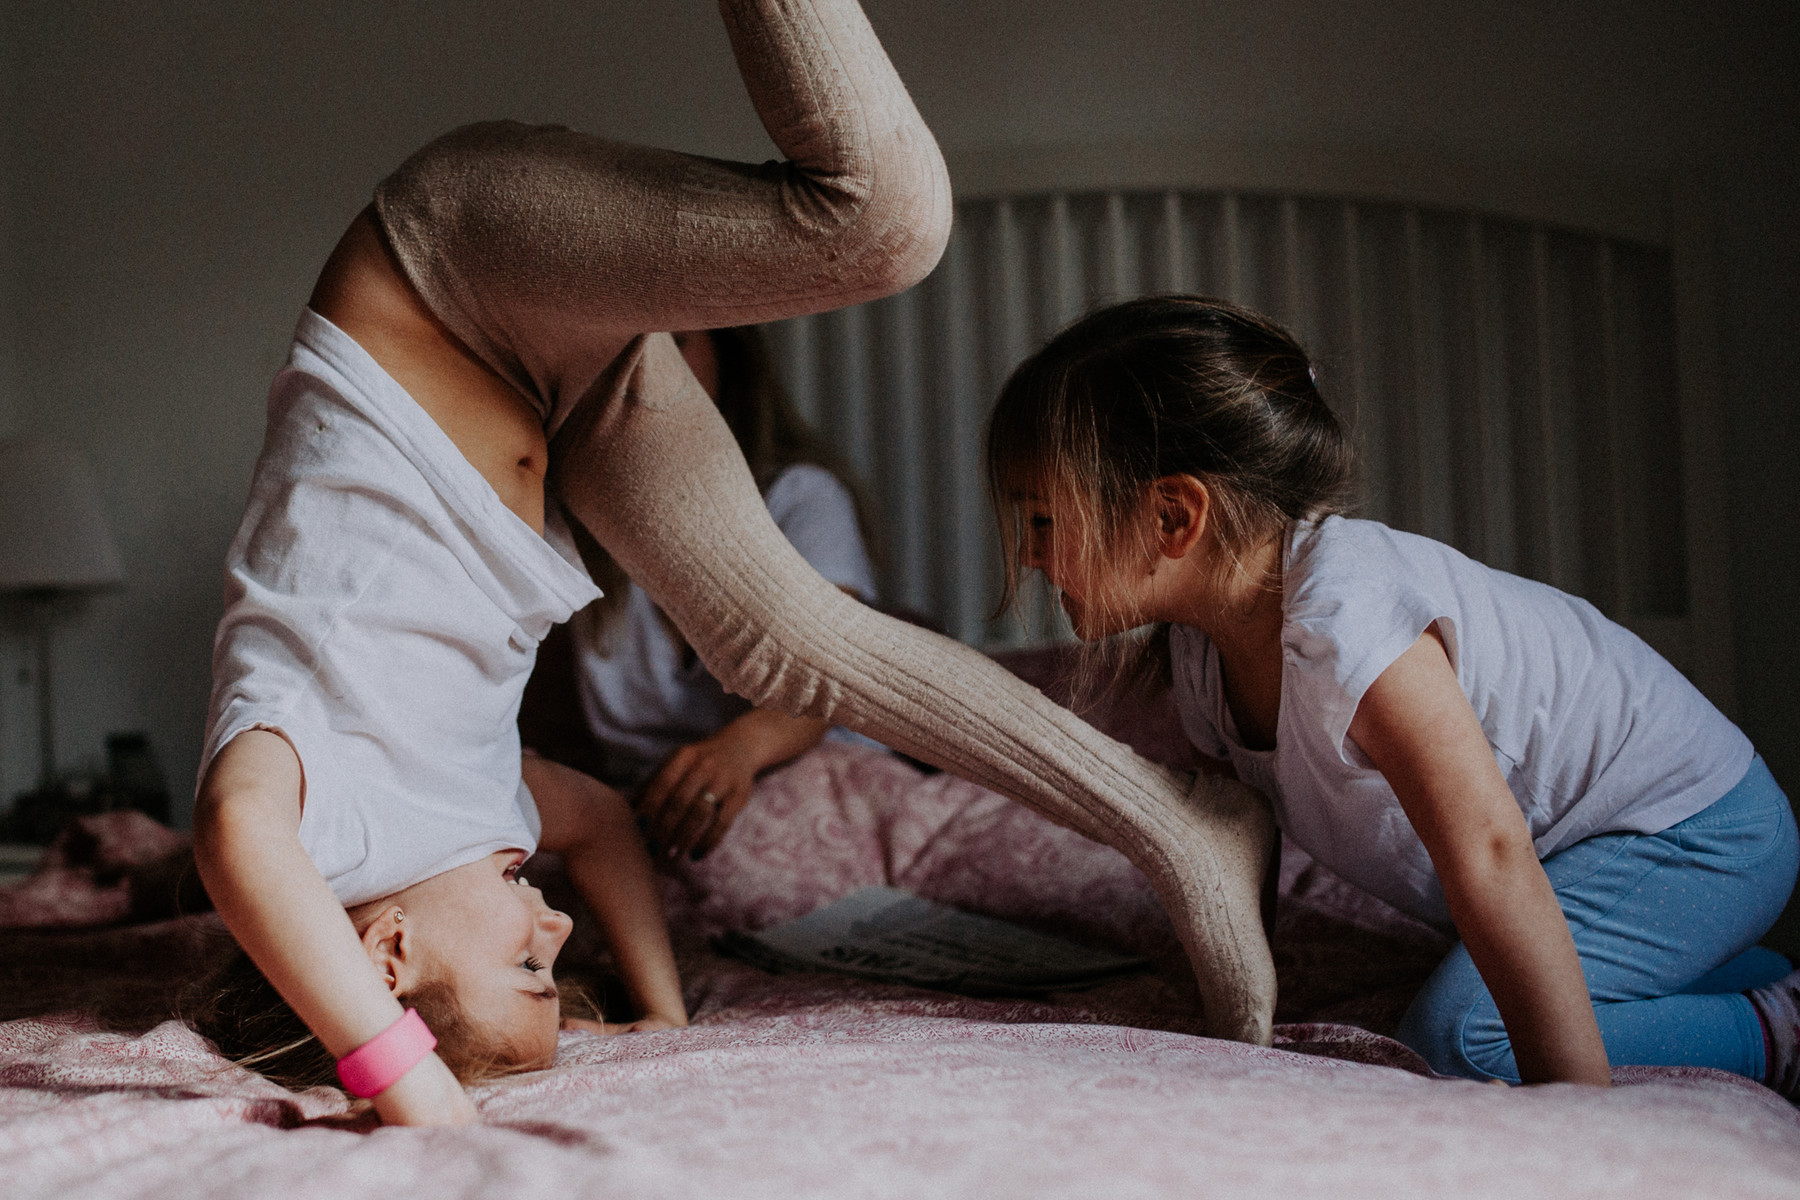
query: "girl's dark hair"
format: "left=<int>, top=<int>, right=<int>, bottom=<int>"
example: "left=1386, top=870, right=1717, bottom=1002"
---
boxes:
left=576, top=325, right=879, bottom=642
left=984, top=295, right=1352, bottom=690
left=184, top=946, right=513, bottom=1090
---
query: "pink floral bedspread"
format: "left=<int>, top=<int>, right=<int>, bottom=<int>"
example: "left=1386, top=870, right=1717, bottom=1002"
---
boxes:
left=2, top=744, right=1796, bottom=1199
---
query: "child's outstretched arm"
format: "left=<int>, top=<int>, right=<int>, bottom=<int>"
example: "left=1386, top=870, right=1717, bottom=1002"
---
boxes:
left=1350, top=629, right=1612, bottom=1087
left=191, top=730, right=478, bottom=1123
left=524, top=755, right=688, bottom=1031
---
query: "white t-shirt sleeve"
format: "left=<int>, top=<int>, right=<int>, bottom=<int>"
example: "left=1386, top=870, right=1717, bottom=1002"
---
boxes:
left=1282, top=520, right=1454, bottom=769
left=764, top=464, right=878, bottom=601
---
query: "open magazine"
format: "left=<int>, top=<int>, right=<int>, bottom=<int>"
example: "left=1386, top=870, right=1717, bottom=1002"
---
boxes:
left=717, top=886, right=1148, bottom=996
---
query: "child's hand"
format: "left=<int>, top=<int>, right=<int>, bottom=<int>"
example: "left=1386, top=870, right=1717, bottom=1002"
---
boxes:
left=371, top=1054, right=480, bottom=1126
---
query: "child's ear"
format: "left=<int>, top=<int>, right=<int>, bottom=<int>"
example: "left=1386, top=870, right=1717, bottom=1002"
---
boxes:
left=361, top=906, right=418, bottom=997
left=1152, top=475, right=1210, bottom=558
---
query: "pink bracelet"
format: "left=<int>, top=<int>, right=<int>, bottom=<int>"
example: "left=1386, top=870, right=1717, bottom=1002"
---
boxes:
left=336, top=1009, right=437, bottom=1098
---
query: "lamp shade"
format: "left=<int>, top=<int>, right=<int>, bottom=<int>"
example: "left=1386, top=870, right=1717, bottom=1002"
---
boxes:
left=0, top=437, right=125, bottom=593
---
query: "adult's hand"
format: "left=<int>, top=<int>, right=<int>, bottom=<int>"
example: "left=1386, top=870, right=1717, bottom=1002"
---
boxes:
left=637, top=727, right=759, bottom=860
left=637, top=707, right=833, bottom=859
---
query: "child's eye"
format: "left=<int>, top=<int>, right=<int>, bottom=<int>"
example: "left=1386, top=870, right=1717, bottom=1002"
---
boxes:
left=522, top=956, right=546, bottom=973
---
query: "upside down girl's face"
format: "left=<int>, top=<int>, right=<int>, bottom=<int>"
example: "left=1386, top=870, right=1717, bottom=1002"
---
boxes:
left=383, top=850, right=574, bottom=1069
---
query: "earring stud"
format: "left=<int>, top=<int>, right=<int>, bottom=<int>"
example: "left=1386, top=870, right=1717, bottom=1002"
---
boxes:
left=394, top=909, right=404, bottom=923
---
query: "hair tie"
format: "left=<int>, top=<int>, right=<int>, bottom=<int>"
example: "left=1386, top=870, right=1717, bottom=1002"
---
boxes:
left=336, top=1008, right=437, bottom=1098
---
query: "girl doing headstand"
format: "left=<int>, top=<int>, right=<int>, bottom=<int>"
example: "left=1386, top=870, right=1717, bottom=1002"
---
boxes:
left=193, top=0, right=1280, bottom=1128
left=984, top=294, right=1800, bottom=1089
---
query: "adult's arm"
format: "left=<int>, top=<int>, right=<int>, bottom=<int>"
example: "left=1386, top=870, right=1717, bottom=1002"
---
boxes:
left=524, top=755, right=687, bottom=1030
left=374, top=0, right=953, bottom=424
left=192, top=730, right=479, bottom=1124
left=1349, top=629, right=1612, bottom=1087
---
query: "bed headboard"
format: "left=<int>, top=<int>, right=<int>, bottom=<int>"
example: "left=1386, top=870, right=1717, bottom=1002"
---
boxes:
left=762, top=141, right=1734, bottom=716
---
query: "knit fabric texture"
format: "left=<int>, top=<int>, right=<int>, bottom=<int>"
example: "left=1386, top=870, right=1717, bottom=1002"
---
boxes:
left=375, top=0, right=1276, bottom=1043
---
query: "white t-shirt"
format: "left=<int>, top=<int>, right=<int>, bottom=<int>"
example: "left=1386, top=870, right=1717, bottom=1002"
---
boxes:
left=202, top=310, right=602, bottom=906
left=572, top=463, right=877, bottom=785
left=1171, top=515, right=1753, bottom=929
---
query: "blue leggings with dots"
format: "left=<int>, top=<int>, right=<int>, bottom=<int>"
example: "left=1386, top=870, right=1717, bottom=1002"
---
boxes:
left=1397, top=756, right=1798, bottom=1083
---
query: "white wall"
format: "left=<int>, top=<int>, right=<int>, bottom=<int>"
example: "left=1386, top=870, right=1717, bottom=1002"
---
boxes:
left=2, top=0, right=1795, bottom=930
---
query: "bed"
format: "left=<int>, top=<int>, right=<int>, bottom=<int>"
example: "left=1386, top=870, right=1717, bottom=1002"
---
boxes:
left=1, top=651, right=1795, bottom=1199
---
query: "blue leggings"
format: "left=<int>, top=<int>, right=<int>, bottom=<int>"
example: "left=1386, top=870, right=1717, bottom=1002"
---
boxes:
left=1397, top=756, right=1799, bottom=1083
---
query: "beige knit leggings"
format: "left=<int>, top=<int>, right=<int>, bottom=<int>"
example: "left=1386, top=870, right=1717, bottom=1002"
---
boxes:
left=376, top=0, right=1278, bottom=1043
left=549, top=333, right=1278, bottom=1044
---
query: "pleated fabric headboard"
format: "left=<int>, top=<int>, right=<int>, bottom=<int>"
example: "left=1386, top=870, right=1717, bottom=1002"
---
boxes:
left=761, top=145, right=1734, bottom=714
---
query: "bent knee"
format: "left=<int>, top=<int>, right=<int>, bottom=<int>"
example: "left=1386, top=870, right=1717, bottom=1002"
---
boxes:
left=1397, top=956, right=1519, bottom=1083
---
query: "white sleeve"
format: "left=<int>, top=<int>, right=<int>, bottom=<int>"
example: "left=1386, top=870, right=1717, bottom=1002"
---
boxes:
left=763, top=464, right=878, bottom=602
left=1284, top=519, right=1454, bottom=768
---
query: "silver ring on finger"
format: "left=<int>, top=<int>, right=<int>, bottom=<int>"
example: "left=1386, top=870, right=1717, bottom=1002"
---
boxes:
left=700, top=790, right=719, bottom=808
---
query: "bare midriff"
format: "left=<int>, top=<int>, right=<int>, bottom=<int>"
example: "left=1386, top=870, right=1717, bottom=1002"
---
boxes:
left=307, top=208, right=549, bottom=532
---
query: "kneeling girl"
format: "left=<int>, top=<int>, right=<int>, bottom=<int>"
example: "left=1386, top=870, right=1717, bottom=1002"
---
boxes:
left=985, top=295, right=1799, bottom=1090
